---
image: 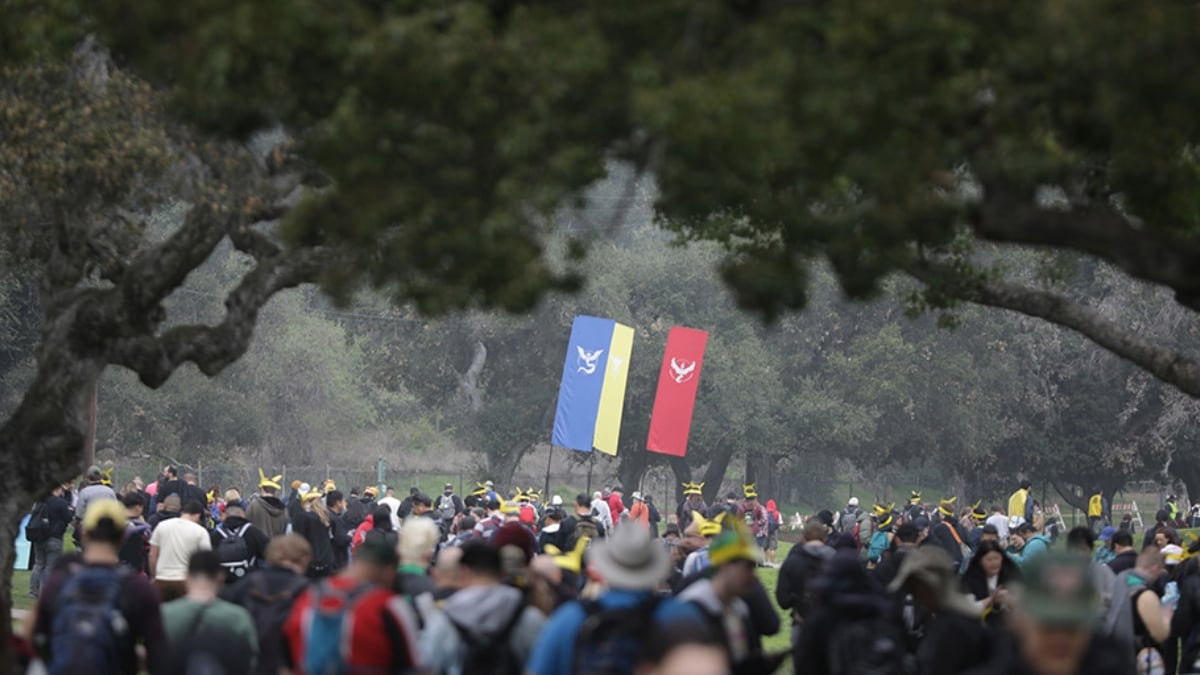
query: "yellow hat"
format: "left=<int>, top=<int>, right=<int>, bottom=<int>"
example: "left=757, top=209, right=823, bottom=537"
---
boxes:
left=545, top=536, right=590, bottom=574
left=910, top=490, right=922, bottom=504
left=971, top=500, right=987, bottom=521
left=471, top=483, right=489, bottom=498
left=258, top=469, right=282, bottom=491
left=82, top=499, right=127, bottom=532
left=710, top=520, right=763, bottom=566
left=322, top=479, right=337, bottom=494
left=938, top=496, right=957, bottom=517
left=363, top=485, right=378, bottom=498
left=99, top=467, right=114, bottom=487
left=207, top=488, right=220, bottom=503
left=515, top=488, right=530, bottom=503
left=877, top=513, right=895, bottom=530
left=500, top=500, right=521, bottom=515
left=743, top=483, right=758, bottom=500
left=682, top=481, right=704, bottom=496
left=694, top=511, right=725, bottom=537
left=303, top=489, right=323, bottom=502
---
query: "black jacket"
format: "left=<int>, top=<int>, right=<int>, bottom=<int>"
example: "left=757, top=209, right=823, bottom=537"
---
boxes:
left=1108, top=550, right=1138, bottom=575
left=293, top=511, right=334, bottom=574
left=343, top=497, right=366, bottom=531
left=927, top=520, right=970, bottom=565
left=776, top=543, right=835, bottom=621
left=223, top=566, right=310, bottom=675
left=330, top=513, right=352, bottom=571
left=43, top=495, right=73, bottom=539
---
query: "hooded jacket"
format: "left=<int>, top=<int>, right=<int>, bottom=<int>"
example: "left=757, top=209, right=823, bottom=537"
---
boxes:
left=418, top=584, right=545, bottom=675
left=776, top=543, right=835, bottom=621
left=246, top=495, right=288, bottom=540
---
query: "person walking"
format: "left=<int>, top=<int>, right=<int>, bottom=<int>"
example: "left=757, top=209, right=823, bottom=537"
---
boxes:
left=162, top=550, right=259, bottom=674
left=526, top=525, right=703, bottom=675
left=436, top=482, right=465, bottom=536
left=119, top=491, right=152, bottom=576
left=149, top=500, right=212, bottom=602
left=1007, top=480, right=1034, bottom=529
left=628, top=492, right=651, bottom=529
left=211, top=502, right=271, bottom=583
left=246, top=469, right=288, bottom=539
left=293, top=488, right=335, bottom=578
left=227, top=535, right=312, bottom=675
left=32, top=500, right=169, bottom=674
left=419, top=540, right=546, bottom=674
left=282, top=533, right=420, bottom=674
left=27, top=484, right=73, bottom=598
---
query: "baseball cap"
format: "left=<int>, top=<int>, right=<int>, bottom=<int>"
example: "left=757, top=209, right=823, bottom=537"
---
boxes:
left=82, top=499, right=127, bottom=532
left=413, top=493, right=433, bottom=507
left=1098, top=526, right=1116, bottom=543
left=1017, top=553, right=1097, bottom=627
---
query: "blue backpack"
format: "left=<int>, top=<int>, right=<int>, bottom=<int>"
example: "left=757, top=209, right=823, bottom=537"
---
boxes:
left=47, top=565, right=131, bottom=675
left=572, top=596, right=661, bottom=675
left=302, top=581, right=373, bottom=675
left=868, top=530, right=892, bottom=564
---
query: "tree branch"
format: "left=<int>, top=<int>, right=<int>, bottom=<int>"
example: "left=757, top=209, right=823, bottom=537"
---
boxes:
left=907, top=261, right=1200, bottom=398
left=972, top=192, right=1200, bottom=310
left=108, top=246, right=334, bottom=387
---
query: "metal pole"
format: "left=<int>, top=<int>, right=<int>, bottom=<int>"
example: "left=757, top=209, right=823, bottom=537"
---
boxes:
left=543, top=446, right=554, bottom=498
left=83, top=382, right=98, bottom=471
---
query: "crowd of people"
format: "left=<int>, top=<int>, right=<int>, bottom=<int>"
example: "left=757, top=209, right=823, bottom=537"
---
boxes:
left=12, top=467, right=1200, bottom=675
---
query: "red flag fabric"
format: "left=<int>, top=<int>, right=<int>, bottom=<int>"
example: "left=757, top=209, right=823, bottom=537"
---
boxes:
left=647, top=327, right=709, bottom=457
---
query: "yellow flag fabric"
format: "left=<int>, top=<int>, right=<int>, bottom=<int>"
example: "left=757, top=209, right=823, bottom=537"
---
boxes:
left=592, top=323, right=634, bottom=455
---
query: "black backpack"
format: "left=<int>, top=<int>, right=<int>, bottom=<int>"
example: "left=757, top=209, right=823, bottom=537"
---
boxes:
left=239, top=572, right=309, bottom=675
left=572, top=596, right=661, bottom=675
left=827, top=613, right=914, bottom=675
left=26, top=501, right=51, bottom=543
left=214, top=523, right=254, bottom=580
left=447, top=601, right=526, bottom=675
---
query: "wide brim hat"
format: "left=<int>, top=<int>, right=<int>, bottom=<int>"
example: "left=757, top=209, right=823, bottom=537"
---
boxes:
left=591, top=523, right=672, bottom=590
left=888, top=547, right=979, bottom=617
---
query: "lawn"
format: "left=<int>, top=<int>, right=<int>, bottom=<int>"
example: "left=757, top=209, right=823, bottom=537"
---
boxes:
left=757, top=541, right=794, bottom=675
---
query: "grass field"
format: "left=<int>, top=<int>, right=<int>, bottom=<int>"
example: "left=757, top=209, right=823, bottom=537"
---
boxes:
left=757, top=541, right=794, bottom=675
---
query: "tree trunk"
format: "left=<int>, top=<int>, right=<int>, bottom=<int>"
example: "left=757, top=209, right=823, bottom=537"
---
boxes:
left=667, top=456, right=692, bottom=506
left=700, top=442, right=739, bottom=505
left=1, top=491, right=26, bottom=673
left=616, top=443, right=651, bottom=495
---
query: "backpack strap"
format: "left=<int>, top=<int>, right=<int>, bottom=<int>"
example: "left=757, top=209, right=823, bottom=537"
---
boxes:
left=236, top=523, right=252, bottom=537
left=944, top=521, right=964, bottom=546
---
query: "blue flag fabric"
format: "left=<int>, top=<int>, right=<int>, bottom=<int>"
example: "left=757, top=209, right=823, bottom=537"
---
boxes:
left=552, top=316, right=617, bottom=452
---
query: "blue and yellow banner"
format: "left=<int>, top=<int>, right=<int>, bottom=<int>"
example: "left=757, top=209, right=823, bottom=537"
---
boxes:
left=552, top=316, right=634, bottom=454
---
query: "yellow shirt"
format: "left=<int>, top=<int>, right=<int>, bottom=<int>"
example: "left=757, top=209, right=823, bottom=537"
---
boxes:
left=1007, top=488, right=1028, bottom=524
left=1088, top=494, right=1103, bottom=518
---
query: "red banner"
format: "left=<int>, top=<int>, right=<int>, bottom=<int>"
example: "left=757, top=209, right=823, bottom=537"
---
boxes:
left=647, top=327, right=709, bottom=457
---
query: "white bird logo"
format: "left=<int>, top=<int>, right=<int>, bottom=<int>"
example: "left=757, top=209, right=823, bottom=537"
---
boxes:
left=577, top=346, right=604, bottom=375
left=670, top=358, right=697, bottom=384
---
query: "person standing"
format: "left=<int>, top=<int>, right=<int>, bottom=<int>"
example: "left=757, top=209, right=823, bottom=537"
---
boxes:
left=293, top=489, right=335, bottom=578
left=678, top=482, right=708, bottom=533
left=436, top=482, right=465, bottom=536
left=28, top=484, right=73, bottom=598
left=628, top=492, right=651, bottom=529
left=738, top=486, right=769, bottom=552
left=246, top=469, right=289, bottom=539
left=32, top=500, right=168, bottom=674
left=1007, top=480, right=1034, bottom=529
left=985, top=505, right=1010, bottom=541
left=149, top=500, right=212, bottom=602
left=119, top=491, right=152, bottom=576
left=326, top=490, right=353, bottom=573
left=646, top=494, right=663, bottom=539
left=211, top=502, right=271, bottom=583
left=377, top=487, right=403, bottom=530
left=1088, top=488, right=1107, bottom=534
left=162, top=551, right=259, bottom=674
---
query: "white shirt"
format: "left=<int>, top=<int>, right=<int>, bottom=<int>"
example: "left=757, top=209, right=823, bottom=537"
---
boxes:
left=378, top=497, right=403, bottom=530
left=986, top=513, right=1010, bottom=540
left=591, top=499, right=613, bottom=530
left=149, top=518, right=212, bottom=581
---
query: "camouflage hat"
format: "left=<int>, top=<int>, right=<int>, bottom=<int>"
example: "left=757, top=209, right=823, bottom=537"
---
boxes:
left=1017, top=553, right=1097, bottom=627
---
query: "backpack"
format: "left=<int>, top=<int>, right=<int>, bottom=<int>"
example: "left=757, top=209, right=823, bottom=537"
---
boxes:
left=785, top=549, right=829, bottom=622
left=166, top=604, right=228, bottom=675
left=572, top=596, right=662, bottom=675
left=447, top=601, right=526, bottom=675
left=840, top=509, right=858, bottom=534
left=26, top=501, right=51, bottom=543
left=574, top=517, right=601, bottom=546
left=47, top=565, right=131, bottom=675
left=827, top=613, right=914, bottom=675
left=240, top=572, right=309, bottom=675
left=214, top=523, right=254, bottom=580
left=768, top=511, right=780, bottom=535
left=302, top=581, right=374, bottom=675
left=867, top=531, right=891, bottom=564
left=438, top=494, right=457, bottom=521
